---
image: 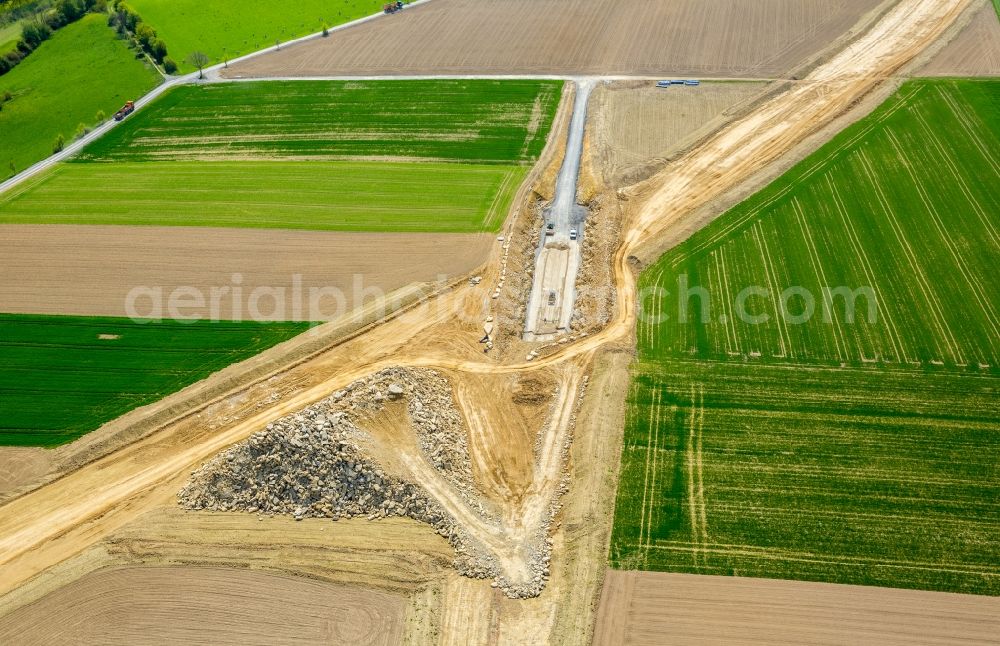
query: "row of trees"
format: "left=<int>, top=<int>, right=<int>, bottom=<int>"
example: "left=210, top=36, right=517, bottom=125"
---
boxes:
left=0, top=0, right=104, bottom=75
left=107, top=0, right=175, bottom=72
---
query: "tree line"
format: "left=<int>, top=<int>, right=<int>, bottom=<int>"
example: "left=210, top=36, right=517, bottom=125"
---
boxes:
left=107, top=0, right=175, bottom=73
left=0, top=0, right=105, bottom=75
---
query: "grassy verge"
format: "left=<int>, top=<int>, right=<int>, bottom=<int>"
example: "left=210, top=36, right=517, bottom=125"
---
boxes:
left=0, top=160, right=526, bottom=232
left=80, top=80, right=562, bottom=163
left=127, top=0, right=385, bottom=73
left=0, top=313, right=310, bottom=447
left=611, top=79, right=1000, bottom=595
left=0, top=14, right=161, bottom=180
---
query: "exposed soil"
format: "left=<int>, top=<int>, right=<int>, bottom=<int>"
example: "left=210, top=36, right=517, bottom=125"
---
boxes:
left=0, top=566, right=405, bottom=646
left=594, top=570, right=1000, bottom=645
left=918, top=1, right=1000, bottom=77
left=224, top=0, right=884, bottom=79
left=0, top=448, right=51, bottom=499
left=0, top=225, right=494, bottom=319
left=588, top=80, right=771, bottom=186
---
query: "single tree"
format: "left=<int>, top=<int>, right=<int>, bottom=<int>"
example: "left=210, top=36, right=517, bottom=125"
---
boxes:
left=186, top=50, right=208, bottom=79
left=53, top=133, right=65, bottom=153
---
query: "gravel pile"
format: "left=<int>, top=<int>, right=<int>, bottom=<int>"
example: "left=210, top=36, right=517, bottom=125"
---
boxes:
left=177, top=368, right=502, bottom=585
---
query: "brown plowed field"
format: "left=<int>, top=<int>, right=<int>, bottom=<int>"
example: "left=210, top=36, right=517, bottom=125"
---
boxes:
left=0, top=225, right=493, bottom=319
left=918, top=3, right=1000, bottom=76
left=593, top=570, right=1000, bottom=645
left=0, top=448, right=51, bottom=499
left=223, top=0, right=884, bottom=79
left=0, top=566, right=405, bottom=645
left=588, top=81, right=770, bottom=185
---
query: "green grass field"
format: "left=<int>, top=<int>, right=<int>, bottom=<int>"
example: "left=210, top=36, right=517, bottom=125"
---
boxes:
left=0, top=314, right=310, bottom=447
left=0, top=14, right=161, bottom=180
left=128, top=0, right=385, bottom=73
left=0, top=160, right=525, bottom=232
left=612, top=361, right=1000, bottom=595
left=638, top=79, right=1000, bottom=372
left=80, top=80, right=562, bottom=164
left=611, top=80, right=1000, bottom=595
left=0, top=19, right=21, bottom=53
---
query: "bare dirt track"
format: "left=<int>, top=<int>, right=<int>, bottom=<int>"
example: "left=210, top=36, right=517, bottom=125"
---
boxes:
left=223, top=0, right=884, bottom=78
left=918, top=2, right=1000, bottom=76
left=0, top=225, right=494, bottom=319
left=0, top=566, right=405, bottom=645
left=0, top=0, right=981, bottom=643
left=593, top=570, right=1000, bottom=646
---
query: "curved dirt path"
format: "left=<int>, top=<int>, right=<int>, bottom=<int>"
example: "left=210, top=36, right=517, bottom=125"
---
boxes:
left=0, top=0, right=973, bottom=611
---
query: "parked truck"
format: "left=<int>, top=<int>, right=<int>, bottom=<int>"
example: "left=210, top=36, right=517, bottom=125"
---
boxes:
left=113, top=101, right=135, bottom=121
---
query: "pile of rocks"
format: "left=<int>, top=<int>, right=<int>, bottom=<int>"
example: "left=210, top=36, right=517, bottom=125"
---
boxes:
left=178, top=367, right=501, bottom=584
left=328, top=367, right=476, bottom=498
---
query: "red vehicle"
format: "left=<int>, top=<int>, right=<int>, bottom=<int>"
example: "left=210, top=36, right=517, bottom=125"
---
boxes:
left=113, top=101, right=135, bottom=121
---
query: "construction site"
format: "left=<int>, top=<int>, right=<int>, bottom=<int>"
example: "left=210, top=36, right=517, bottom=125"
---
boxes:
left=1, top=0, right=999, bottom=644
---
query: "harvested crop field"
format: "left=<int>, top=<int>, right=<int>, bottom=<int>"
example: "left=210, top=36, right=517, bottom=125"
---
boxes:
left=918, top=3, right=1000, bottom=76
left=0, top=161, right=525, bottom=232
left=81, top=80, right=561, bottom=164
left=0, top=225, right=493, bottom=319
left=593, top=570, right=1000, bottom=646
left=223, top=0, right=884, bottom=78
left=588, top=81, right=769, bottom=185
left=0, top=566, right=405, bottom=645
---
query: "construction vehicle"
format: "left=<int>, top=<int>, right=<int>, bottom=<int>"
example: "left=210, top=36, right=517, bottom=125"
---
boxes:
left=113, top=101, right=135, bottom=121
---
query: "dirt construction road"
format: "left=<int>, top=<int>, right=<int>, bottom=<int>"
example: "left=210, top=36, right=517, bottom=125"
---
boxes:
left=0, top=0, right=978, bottom=641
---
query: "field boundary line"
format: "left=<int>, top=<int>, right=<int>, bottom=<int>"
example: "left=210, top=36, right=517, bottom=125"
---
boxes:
left=686, top=383, right=700, bottom=566
left=647, top=543, right=1000, bottom=576
left=695, top=384, right=708, bottom=562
